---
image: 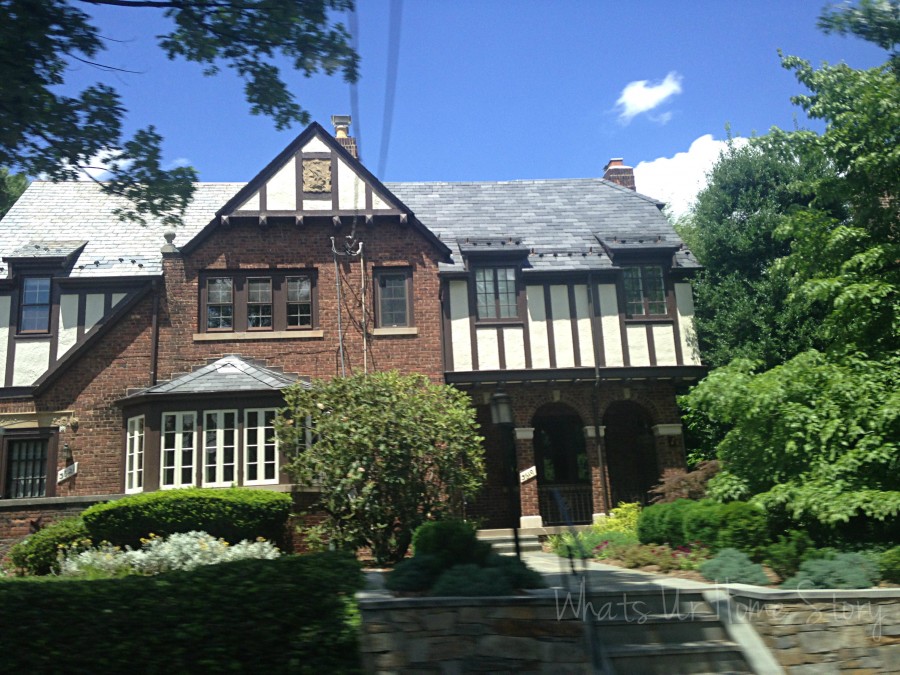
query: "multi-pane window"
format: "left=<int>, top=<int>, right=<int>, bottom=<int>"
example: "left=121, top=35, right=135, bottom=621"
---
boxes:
left=286, top=276, right=312, bottom=328
left=126, top=416, right=145, bottom=494
left=623, top=266, right=667, bottom=316
left=207, top=278, right=234, bottom=330
left=244, top=409, right=278, bottom=485
left=475, top=267, right=518, bottom=321
left=376, top=271, right=411, bottom=327
left=4, top=439, right=48, bottom=498
left=19, top=277, right=51, bottom=333
left=202, top=272, right=315, bottom=332
left=203, top=410, right=237, bottom=486
left=247, top=278, right=273, bottom=329
left=161, top=412, right=196, bottom=489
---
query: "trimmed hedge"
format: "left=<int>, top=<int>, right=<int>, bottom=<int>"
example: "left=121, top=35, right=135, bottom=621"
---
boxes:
left=0, top=552, right=363, bottom=673
left=6, top=517, right=89, bottom=576
left=81, top=488, right=292, bottom=549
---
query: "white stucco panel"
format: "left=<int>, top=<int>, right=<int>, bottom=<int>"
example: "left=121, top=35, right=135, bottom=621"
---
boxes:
left=550, top=285, right=575, bottom=368
left=302, top=136, right=330, bottom=153
left=236, top=191, right=260, bottom=212
left=85, top=293, right=104, bottom=331
left=303, top=199, right=332, bottom=211
left=503, top=326, right=527, bottom=370
left=13, top=339, right=51, bottom=386
left=652, top=324, right=678, bottom=366
left=526, top=286, right=550, bottom=369
left=476, top=328, right=500, bottom=371
left=112, top=292, right=126, bottom=307
left=266, top=160, right=296, bottom=210
left=371, top=192, right=390, bottom=210
left=57, top=293, right=79, bottom=358
left=627, top=324, right=651, bottom=367
left=448, top=280, right=472, bottom=371
left=573, top=284, right=594, bottom=367
left=0, top=295, right=10, bottom=385
left=674, top=283, right=701, bottom=365
left=597, top=284, right=623, bottom=367
left=337, top=157, right=366, bottom=210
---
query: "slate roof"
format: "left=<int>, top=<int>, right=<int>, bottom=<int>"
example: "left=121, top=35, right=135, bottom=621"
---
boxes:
left=125, top=355, right=301, bottom=398
left=6, top=240, right=87, bottom=260
left=0, top=181, right=243, bottom=278
left=0, top=176, right=699, bottom=279
left=387, top=179, right=699, bottom=273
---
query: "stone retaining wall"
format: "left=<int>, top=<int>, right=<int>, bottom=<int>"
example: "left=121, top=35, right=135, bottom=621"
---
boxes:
left=358, top=592, right=590, bottom=673
left=731, top=588, right=900, bottom=674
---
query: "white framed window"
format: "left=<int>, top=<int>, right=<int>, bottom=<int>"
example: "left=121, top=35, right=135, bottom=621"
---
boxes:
left=203, top=410, right=238, bottom=487
left=126, top=416, right=145, bottom=494
left=161, top=412, right=196, bottom=489
left=244, top=408, right=278, bottom=485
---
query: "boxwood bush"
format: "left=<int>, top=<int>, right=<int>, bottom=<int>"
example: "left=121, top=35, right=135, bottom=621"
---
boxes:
left=637, top=500, right=698, bottom=547
left=81, top=488, right=291, bottom=549
left=6, top=517, right=90, bottom=576
left=0, top=551, right=363, bottom=673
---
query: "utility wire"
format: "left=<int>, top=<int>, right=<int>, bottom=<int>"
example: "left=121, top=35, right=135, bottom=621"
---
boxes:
left=377, top=0, right=403, bottom=178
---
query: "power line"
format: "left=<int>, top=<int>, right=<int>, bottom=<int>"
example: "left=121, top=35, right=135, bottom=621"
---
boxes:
left=378, top=0, right=403, bottom=178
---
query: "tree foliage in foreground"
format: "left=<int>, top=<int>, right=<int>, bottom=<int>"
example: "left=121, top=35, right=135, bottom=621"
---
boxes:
left=276, top=372, right=485, bottom=564
left=0, top=168, right=28, bottom=219
left=682, top=1, right=899, bottom=529
left=0, top=0, right=358, bottom=226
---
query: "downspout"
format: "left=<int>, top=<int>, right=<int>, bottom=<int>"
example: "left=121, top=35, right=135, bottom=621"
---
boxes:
left=331, top=237, right=346, bottom=377
left=360, top=242, right=367, bottom=374
left=150, top=279, right=160, bottom=386
left=589, top=271, right=611, bottom=515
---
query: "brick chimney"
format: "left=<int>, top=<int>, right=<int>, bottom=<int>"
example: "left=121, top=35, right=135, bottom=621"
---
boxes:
left=603, top=158, right=636, bottom=191
left=331, top=114, right=358, bottom=158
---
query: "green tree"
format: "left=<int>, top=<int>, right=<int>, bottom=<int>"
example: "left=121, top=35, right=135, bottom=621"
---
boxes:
left=0, top=168, right=28, bottom=218
left=0, top=0, right=358, bottom=226
left=678, top=133, right=837, bottom=371
left=682, top=1, right=900, bottom=529
left=276, top=372, right=486, bottom=564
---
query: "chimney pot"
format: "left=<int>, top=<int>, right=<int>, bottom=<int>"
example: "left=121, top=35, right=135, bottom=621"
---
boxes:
left=331, top=114, right=358, bottom=158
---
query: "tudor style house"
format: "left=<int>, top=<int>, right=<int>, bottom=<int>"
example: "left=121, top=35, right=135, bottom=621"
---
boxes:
left=0, top=118, right=704, bottom=547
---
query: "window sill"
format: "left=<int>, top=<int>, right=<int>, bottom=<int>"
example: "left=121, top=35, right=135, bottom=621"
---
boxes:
left=624, top=317, right=673, bottom=324
left=193, top=330, right=324, bottom=342
left=372, top=326, right=418, bottom=336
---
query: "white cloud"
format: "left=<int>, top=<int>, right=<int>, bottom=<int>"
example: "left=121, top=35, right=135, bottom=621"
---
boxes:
left=634, top=134, right=749, bottom=219
left=616, top=72, right=683, bottom=124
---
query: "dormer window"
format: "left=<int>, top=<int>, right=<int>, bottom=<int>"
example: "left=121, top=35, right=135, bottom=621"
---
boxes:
left=475, top=267, right=519, bottom=321
left=19, top=277, right=51, bottom=333
left=623, top=266, right=667, bottom=317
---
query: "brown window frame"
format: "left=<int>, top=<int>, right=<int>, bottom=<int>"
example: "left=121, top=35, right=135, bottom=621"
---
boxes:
left=374, top=268, right=413, bottom=328
left=18, top=276, right=53, bottom=334
left=200, top=270, right=317, bottom=333
left=0, top=429, right=58, bottom=500
left=622, top=266, right=669, bottom=318
left=473, top=266, right=523, bottom=324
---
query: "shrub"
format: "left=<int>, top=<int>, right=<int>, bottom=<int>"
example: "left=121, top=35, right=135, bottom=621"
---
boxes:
left=6, top=517, right=90, bottom=576
left=384, top=554, right=443, bottom=593
left=682, top=501, right=726, bottom=550
left=880, top=546, right=900, bottom=584
left=412, top=519, right=490, bottom=568
left=550, top=530, right=610, bottom=559
left=764, top=530, right=816, bottom=578
left=594, top=502, right=641, bottom=536
left=81, top=488, right=291, bottom=549
left=485, top=553, right=545, bottom=589
left=716, top=501, right=770, bottom=558
left=58, top=531, right=281, bottom=578
left=0, top=552, right=363, bottom=673
left=592, top=531, right=640, bottom=559
left=649, top=460, right=720, bottom=503
left=782, top=552, right=881, bottom=589
left=700, top=548, right=769, bottom=585
left=431, top=564, right=513, bottom=597
left=637, top=503, right=667, bottom=544
left=662, top=499, right=699, bottom=548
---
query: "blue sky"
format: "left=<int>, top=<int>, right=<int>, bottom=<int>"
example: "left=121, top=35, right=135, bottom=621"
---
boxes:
left=63, top=0, right=887, bottom=217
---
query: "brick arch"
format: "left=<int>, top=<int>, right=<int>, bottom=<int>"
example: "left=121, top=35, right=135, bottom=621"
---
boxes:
left=599, top=392, right=661, bottom=426
left=602, top=399, right=659, bottom=505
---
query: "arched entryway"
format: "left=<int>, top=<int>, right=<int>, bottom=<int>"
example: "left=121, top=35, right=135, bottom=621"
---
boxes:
left=603, top=401, right=658, bottom=505
left=532, top=403, right=593, bottom=525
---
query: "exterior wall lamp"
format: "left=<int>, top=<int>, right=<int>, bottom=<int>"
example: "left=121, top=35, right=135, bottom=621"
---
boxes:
left=61, top=442, right=73, bottom=461
left=489, top=389, right=513, bottom=426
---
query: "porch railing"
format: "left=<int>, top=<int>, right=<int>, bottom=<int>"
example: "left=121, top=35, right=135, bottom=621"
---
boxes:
left=538, top=484, right=593, bottom=525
